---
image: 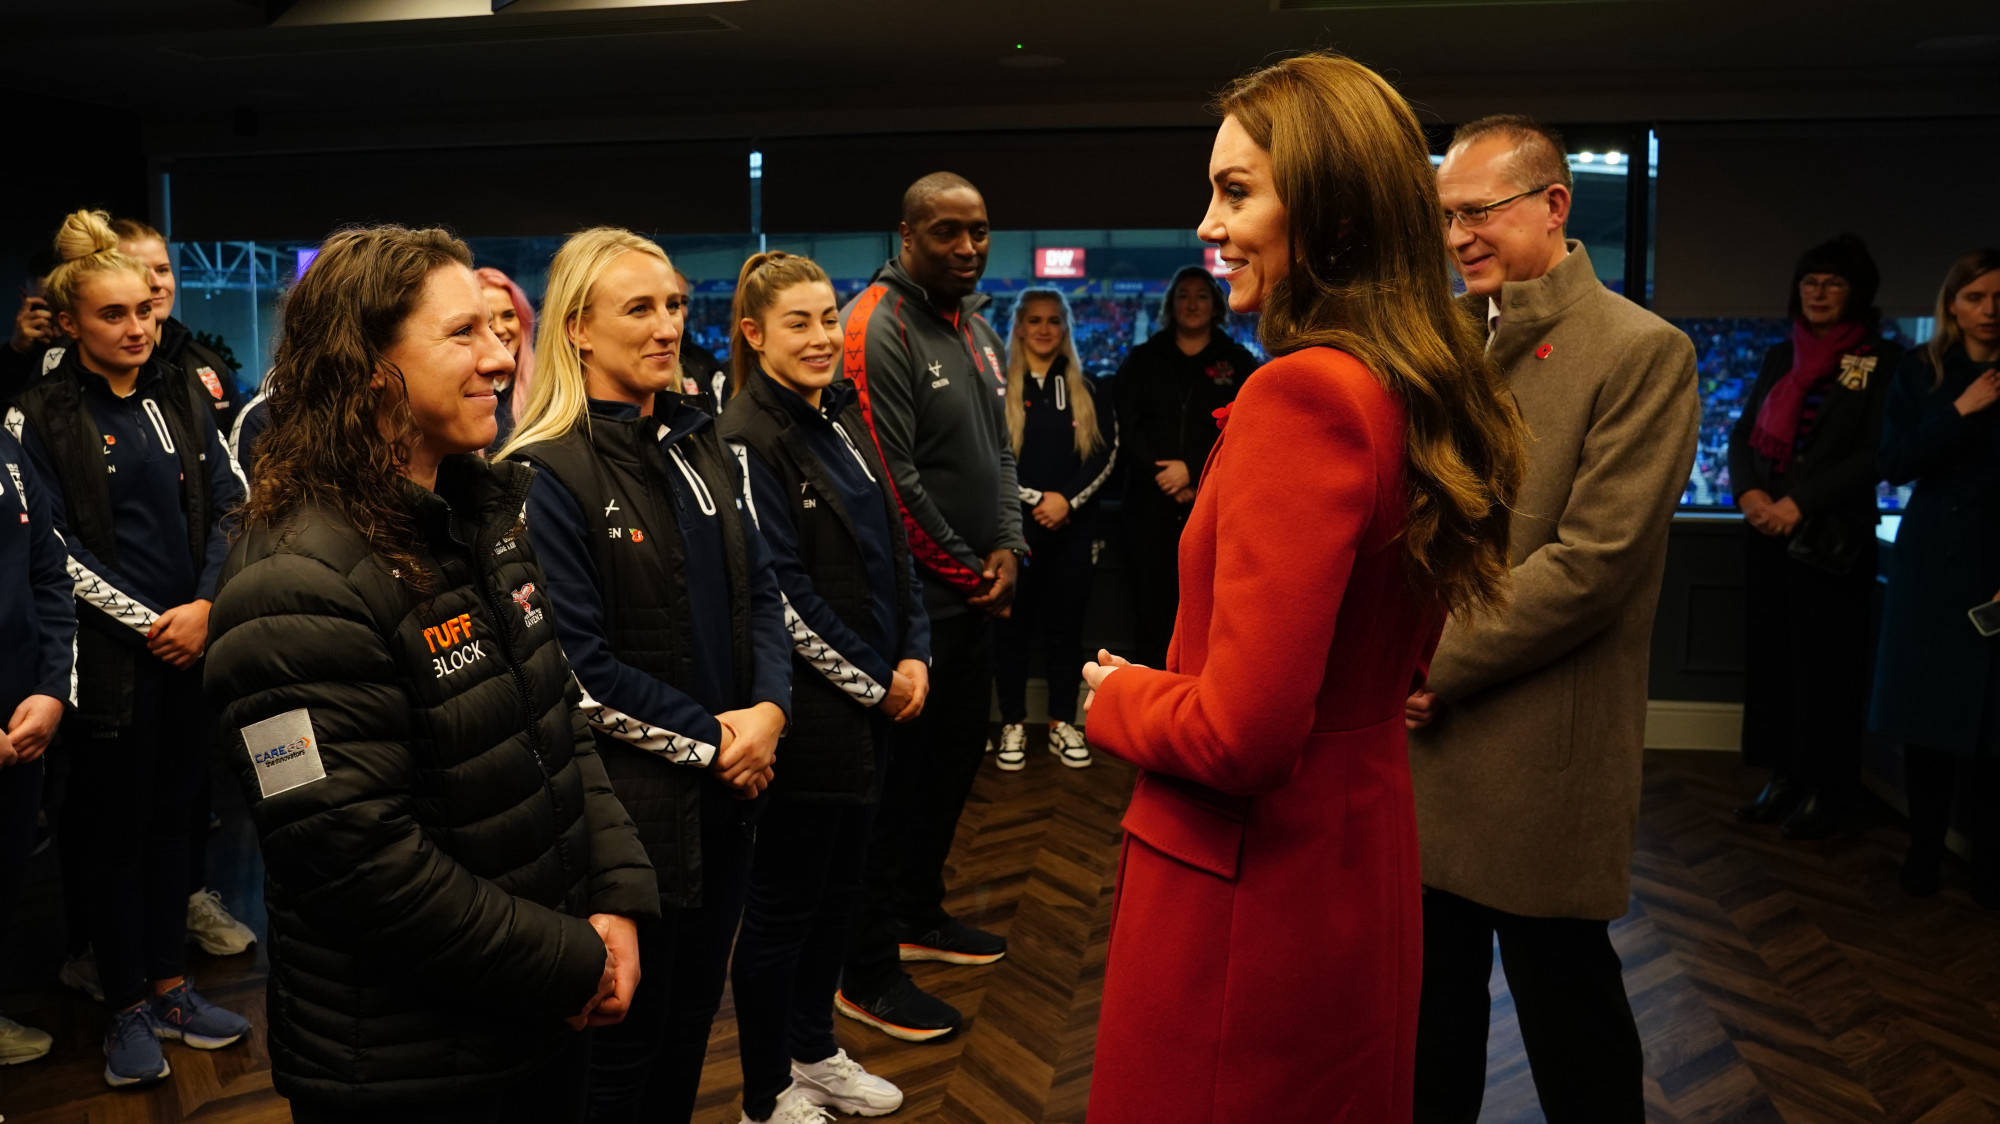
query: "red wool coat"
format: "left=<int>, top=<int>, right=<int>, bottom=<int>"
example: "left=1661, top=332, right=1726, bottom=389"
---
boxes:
left=1086, top=347, right=1439, bottom=1123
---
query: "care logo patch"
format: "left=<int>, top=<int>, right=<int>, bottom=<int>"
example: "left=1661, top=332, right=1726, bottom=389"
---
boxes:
left=197, top=366, right=226, bottom=400
left=422, top=611, right=486, bottom=679
left=240, top=708, right=327, bottom=798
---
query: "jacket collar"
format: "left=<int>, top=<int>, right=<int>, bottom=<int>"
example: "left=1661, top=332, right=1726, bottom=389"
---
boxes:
left=405, top=453, right=529, bottom=551
left=588, top=395, right=711, bottom=452
left=872, top=256, right=991, bottom=322
left=1490, top=240, right=1598, bottom=328
left=57, top=343, right=169, bottom=401
left=745, top=366, right=855, bottom=429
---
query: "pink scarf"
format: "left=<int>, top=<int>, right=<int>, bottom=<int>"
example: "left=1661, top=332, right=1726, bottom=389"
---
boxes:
left=1750, top=320, right=1865, bottom=473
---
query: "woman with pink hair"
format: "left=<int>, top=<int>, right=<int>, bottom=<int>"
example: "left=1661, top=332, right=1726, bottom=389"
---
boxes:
left=476, top=266, right=536, bottom=451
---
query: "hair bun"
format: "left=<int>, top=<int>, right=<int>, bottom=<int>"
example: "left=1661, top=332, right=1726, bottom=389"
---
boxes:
left=54, top=209, right=119, bottom=263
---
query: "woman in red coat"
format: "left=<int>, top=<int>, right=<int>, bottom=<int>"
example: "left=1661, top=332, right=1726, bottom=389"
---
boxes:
left=1081, top=54, right=1527, bottom=1123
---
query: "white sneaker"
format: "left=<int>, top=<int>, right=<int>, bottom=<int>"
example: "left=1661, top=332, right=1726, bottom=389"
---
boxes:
left=739, top=1082, right=835, bottom=1124
left=0, top=1016, right=52, bottom=1065
left=791, top=1049, right=905, bottom=1116
left=60, top=949, right=103, bottom=1003
left=995, top=723, right=1028, bottom=772
left=1048, top=721, right=1093, bottom=768
left=187, top=889, right=257, bottom=956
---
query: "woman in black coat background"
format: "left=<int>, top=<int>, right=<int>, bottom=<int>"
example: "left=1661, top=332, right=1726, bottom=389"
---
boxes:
left=1730, top=234, right=1902, bottom=839
left=1109, top=267, right=1256, bottom=669
left=1871, top=247, right=2000, bottom=904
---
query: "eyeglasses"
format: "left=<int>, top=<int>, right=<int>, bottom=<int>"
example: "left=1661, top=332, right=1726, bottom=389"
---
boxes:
left=1798, top=277, right=1851, bottom=294
left=1442, top=184, right=1552, bottom=231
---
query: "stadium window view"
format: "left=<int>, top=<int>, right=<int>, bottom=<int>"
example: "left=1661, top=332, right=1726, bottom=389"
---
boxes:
left=2, top=2, right=1997, bottom=1123
left=164, top=141, right=1930, bottom=515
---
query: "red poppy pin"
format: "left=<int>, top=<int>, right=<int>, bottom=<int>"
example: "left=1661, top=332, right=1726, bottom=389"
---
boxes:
left=1535, top=343, right=1554, bottom=360
left=1213, top=404, right=1233, bottom=430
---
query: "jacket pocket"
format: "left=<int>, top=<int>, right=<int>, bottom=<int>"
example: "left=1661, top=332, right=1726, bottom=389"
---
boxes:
left=1120, top=771, right=1247, bottom=881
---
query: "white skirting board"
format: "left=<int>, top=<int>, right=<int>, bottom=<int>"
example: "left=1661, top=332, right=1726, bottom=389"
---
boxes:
left=1643, top=700, right=1744, bottom=752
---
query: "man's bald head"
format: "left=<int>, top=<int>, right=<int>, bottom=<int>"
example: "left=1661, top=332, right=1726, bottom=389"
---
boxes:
left=901, top=171, right=982, bottom=227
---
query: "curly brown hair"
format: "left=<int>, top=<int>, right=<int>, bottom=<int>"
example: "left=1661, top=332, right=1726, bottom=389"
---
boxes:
left=1217, top=54, right=1527, bottom=617
left=238, top=225, right=474, bottom=586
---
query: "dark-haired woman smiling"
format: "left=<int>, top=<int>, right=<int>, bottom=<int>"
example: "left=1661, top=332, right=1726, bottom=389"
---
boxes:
left=204, top=224, right=656, bottom=1123
left=1079, top=54, right=1525, bottom=1122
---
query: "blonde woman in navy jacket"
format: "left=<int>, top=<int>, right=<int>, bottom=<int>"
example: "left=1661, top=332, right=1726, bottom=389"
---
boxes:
left=993, top=288, right=1115, bottom=771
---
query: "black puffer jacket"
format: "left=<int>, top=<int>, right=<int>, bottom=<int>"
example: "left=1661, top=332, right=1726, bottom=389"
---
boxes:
left=204, top=454, right=657, bottom=1108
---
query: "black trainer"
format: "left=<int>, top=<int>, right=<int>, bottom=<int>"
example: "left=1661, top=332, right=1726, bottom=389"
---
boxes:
left=898, top=919, right=1007, bottom=966
left=835, top=976, right=962, bottom=1042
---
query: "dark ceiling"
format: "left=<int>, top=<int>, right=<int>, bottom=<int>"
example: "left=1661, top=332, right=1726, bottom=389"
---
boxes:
left=4, top=0, right=1997, bottom=161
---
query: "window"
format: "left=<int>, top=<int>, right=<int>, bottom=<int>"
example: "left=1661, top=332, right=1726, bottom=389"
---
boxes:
left=1672, top=316, right=1928, bottom=510
left=172, top=231, right=1253, bottom=394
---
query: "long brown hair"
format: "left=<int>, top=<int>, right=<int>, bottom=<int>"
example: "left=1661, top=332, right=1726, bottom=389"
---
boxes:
left=239, top=225, right=474, bottom=585
left=1926, top=248, right=2000, bottom=388
left=1216, top=53, right=1526, bottom=616
left=728, top=250, right=833, bottom=397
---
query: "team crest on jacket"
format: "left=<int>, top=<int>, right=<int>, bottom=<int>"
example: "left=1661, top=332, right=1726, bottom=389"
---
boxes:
left=510, top=583, right=545, bottom=628
left=196, top=366, right=226, bottom=400
left=1837, top=353, right=1877, bottom=391
left=1206, top=361, right=1236, bottom=387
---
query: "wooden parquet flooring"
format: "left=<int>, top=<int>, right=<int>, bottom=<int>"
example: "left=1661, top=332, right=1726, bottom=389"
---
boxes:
left=3, top=746, right=1998, bottom=1123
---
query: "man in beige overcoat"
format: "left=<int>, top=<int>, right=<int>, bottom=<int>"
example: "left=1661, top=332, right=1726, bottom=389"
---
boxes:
left=1406, top=115, right=1698, bottom=1124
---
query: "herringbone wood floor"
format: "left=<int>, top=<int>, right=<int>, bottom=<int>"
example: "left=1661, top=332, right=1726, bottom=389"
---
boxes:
left=3, top=746, right=1998, bottom=1122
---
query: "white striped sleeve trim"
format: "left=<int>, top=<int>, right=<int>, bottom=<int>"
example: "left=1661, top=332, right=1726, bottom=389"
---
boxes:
left=574, top=683, right=717, bottom=767
left=1071, top=414, right=1119, bottom=509
left=782, top=594, right=887, bottom=704
left=7, top=458, right=80, bottom=705
left=733, top=442, right=889, bottom=704
left=69, top=556, right=160, bottom=636
left=8, top=407, right=161, bottom=635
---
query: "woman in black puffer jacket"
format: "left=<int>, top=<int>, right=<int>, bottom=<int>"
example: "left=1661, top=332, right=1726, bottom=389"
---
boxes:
left=203, top=225, right=657, bottom=1124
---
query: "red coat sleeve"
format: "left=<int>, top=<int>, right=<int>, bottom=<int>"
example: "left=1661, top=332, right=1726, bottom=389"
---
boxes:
left=1088, top=352, right=1387, bottom=796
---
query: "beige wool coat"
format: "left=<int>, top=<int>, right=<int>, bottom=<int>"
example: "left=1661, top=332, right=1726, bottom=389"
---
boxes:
left=1410, top=242, right=1698, bottom=921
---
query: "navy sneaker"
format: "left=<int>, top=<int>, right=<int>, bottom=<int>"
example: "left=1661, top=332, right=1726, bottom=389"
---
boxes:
left=149, top=981, right=249, bottom=1050
left=897, top=919, right=1006, bottom=966
left=834, top=976, right=962, bottom=1043
left=102, top=1002, right=170, bottom=1087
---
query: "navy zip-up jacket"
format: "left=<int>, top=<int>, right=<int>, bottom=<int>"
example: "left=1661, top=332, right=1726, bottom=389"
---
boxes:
left=737, top=371, right=931, bottom=692
left=19, top=363, right=242, bottom=616
left=1013, top=356, right=1118, bottom=514
left=0, top=429, right=77, bottom=713
left=526, top=399, right=790, bottom=759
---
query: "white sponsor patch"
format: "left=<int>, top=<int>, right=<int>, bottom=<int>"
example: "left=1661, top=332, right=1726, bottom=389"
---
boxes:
left=242, top=708, right=328, bottom=798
